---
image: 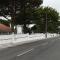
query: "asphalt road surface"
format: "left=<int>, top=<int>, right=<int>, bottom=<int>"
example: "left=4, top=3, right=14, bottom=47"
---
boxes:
left=0, top=37, right=60, bottom=60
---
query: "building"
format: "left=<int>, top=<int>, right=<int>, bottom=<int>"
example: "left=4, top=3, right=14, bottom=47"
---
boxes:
left=17, top=25, right=23, bottom=34
left=0, top=24, right=12, bottom=34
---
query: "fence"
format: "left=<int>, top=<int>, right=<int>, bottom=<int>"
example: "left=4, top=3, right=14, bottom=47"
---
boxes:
left=0, top=33, right=59, bottom=44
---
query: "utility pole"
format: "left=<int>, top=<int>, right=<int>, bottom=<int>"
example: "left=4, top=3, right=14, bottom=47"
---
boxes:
left=45, top=13, right=47, bottom=38
left=10, top=0, right=16, bottom=33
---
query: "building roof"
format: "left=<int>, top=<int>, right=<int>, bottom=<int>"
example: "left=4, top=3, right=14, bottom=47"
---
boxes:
left=0, top=24, right=12, bottom=32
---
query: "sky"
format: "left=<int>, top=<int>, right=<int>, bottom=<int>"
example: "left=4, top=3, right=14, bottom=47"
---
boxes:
left=42, top=0, right=60, bottom=15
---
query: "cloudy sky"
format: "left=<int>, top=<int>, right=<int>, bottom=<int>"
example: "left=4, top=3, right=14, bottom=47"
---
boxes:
left=42, top=0, right=60, bottom=15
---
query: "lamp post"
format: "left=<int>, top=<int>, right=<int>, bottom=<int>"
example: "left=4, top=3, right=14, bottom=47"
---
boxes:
left=45, top=13, right=47, bottom=38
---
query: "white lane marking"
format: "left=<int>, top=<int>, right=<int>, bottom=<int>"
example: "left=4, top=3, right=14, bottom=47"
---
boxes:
left=17, top=48, right=34, bottom=56
left=17, top=42, right=48, bottom=56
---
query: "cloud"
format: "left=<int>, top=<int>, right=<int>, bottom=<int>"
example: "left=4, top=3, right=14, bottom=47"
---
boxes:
left=42, top=0, right=60, bottom=14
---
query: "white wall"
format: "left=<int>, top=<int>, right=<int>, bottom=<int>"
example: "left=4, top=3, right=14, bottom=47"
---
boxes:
left=17, top=25, right=23, bottom=34
left=0, top=33, right=59, bottom=44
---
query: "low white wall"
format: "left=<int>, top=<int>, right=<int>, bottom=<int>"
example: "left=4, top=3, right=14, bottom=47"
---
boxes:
left=0, top=33, right=59, bottom=44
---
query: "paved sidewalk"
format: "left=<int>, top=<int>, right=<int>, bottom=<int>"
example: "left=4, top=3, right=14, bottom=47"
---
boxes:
left=0, top=34, right=59, bottom=50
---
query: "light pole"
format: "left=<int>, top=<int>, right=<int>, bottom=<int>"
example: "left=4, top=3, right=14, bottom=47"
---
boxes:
left=45, top=13, right=47, bottom=38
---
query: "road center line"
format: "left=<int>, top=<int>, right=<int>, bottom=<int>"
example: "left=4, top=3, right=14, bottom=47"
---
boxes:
left=17, top=42, right=48, bottom=57
left=17, top=48, right=34, bottom=56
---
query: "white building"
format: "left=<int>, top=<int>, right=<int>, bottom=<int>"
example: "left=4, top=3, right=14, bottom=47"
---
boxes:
left=17, top=25, right=23, bottom=34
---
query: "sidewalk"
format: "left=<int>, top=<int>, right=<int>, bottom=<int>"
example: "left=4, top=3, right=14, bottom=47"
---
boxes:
left=0, top=33, right=59, bottom=50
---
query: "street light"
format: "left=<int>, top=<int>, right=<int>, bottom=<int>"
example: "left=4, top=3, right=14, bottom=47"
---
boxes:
left=45, top=13, right=47, bottom=38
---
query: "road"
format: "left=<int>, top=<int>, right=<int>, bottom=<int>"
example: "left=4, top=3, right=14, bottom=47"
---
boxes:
left=0, top=37, right=60, bottom=60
